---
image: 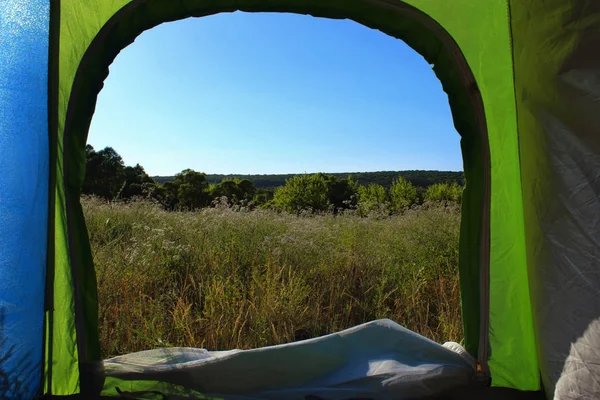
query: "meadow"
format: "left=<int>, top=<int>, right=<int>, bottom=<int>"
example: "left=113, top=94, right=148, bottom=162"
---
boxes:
left=82, top=196, right=463, bottom=358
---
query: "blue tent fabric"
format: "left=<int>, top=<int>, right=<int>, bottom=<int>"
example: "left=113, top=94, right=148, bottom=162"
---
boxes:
left=0, top=1, right=49, bottom=398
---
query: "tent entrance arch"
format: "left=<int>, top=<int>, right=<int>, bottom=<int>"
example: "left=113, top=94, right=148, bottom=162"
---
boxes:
left=57, top=1, right=492, bottom=395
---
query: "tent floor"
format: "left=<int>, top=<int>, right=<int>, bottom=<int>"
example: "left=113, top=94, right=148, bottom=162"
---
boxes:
left=89, top=387, right=547, bottom=400
left=428, top=386, right=545, bottom=400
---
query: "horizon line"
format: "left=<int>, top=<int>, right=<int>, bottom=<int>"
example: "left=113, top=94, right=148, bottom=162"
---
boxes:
left=150, top=169, right=465, bottom=177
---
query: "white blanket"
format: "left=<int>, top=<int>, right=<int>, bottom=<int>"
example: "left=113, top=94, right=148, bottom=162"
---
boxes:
left=104, top=319, right=475, bottom=400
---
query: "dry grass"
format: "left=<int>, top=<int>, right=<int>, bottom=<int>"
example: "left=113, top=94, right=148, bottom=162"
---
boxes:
left=82, top=197, right=463, bottom=358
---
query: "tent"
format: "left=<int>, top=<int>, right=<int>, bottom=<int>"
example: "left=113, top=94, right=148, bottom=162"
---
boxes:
left=1, top=0, right=598, bottom=398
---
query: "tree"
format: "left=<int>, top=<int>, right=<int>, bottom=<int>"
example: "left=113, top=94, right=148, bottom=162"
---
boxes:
left=273, top=174, right=330, bottom=213
left=253, top=188, right=274, bottom=208
left=389, top=176, right=418, bottom=212
left=424, top=182, right=463, bottom=203
left=236, top=179, right=257, bottom=202
left=82, top=145, right=125, bottom=199
left=324, top=175, right=358, bottom=212
left=119, top=163, right=155, bottom=199
left=152, top=169, right=211, bottom=210
left=356, top=183, right=389, bottom=216
left=210, top=178, right=256, bottom=205
left=160, top=181, right=180, bottom=210
left=174, top=169, right=210, bottom=210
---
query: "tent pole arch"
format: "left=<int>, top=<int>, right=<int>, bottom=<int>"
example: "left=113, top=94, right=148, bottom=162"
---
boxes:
left=44, top=0, right=538, bottom=396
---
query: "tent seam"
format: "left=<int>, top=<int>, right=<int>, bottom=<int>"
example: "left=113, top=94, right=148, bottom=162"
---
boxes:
left=505, top=0, right=541, bottom=390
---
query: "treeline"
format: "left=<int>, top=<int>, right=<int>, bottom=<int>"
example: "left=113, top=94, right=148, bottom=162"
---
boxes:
left=154, top=170, right=464, bottom=189
left=83, top=145, right=463, bottom=214
left=270, top=173, right=462, bottom=215
left=82, top=145, right=268, bottom=209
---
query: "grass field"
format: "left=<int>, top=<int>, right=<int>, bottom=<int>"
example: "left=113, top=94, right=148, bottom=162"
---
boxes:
left=82, top=197, right=463, bottom=358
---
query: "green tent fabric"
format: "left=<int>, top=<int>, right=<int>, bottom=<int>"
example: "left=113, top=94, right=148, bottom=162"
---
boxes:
left=1, top=0, right=599, bottom=399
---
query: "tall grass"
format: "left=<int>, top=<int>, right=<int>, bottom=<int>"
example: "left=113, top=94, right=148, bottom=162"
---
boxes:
left=82, top=197, right=463, bottom=358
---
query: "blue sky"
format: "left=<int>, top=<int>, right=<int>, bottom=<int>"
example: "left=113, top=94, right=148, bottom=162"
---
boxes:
left=88, top=12, right=462, bottom=176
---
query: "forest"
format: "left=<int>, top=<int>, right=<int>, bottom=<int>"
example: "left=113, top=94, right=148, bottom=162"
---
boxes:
left=84, top=145, right=464, bottom=214
left=154, top=170, right=465, bottom=189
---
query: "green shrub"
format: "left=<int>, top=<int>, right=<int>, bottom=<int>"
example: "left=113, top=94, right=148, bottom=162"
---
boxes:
left=273, top=174, right=331, bottom=213
left=356, top=183, right=389, bottom=216
left=389, top=177, right=418, bottom=212
left=424, top=182, right=463, bottom=203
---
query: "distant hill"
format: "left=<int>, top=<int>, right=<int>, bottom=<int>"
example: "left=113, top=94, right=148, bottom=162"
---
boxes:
left=153, top=170, right=464, bottom=189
